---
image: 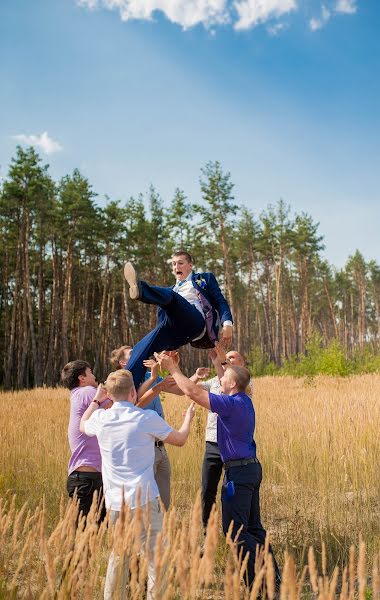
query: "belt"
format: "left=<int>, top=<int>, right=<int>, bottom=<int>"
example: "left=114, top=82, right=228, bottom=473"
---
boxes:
left=223, top=457, right=260, bottom=470
left=155, top=440, right=164, bottom=447
left=69, top=471, right=102, bottom=479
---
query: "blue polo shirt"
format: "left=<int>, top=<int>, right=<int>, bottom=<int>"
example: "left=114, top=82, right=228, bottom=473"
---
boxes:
left=209, top=391, right=256, bottom=463
left=142, top=373, right=164, bottom=418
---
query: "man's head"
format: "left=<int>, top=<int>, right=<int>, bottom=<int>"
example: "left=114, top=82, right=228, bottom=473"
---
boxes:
left=171, top=249, right=193, bottom=281
left=104, top=369, right=136, bottom=403
left=61, top=360, right=96, bottom=390
left=110, top=345, right=133, bottom=370
left=220, top=365, right=250, bottom=395
left=226, top=351, right=246, bottom=367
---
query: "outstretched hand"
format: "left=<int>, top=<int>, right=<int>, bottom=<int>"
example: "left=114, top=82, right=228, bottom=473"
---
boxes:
left=221, top=324, right=233, bottom=348
left=154, top=351, right=178, bottom=373
left=94, top=384, right=108, bottom=404
left=195, top=367, right=210, bottom=379
left=160, top=376, right=179, bottom=393
left=143, top=358, right=159, bottom=379
left=166, top=350, right=180, bottom=365
left=184, top=402, right=196, bottom=421
left=209, top=342, right=227, bottom=364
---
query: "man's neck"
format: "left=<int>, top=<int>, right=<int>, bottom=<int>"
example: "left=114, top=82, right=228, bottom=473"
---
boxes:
left=113, top=398, right=135, bottom=405
left=224, top=387, right=239, bottom=395
left=176, top=272, right=193, bottom=283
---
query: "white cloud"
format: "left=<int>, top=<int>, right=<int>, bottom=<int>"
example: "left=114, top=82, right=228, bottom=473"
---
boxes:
left=310, top=0, right=356, bottom=31
left=12, top=131, right=62, bottom=154
left=233, top=0, right=296, bottom=30
left=335, top=0, right=357, bottom=14
left=266, top=21, right=286, bottom=35
left=78, top=0, right=358, bottom=31
left=78, top=0, right=230, bottom=29
left=78, top=0, right=98, bottom=7
left=309, top=3, right=330, bottom=30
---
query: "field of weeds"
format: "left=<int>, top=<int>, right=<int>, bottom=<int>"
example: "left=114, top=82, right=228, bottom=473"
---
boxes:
left=1, top=375, right=380, bottom=598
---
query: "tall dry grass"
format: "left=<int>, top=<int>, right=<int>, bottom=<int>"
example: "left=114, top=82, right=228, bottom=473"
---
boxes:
left=1, top=375, right=380, bottom=597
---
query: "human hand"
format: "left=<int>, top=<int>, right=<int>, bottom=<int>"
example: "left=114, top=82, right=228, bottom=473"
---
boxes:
left=195, top=367, right=210, bottom=379
left=160, top=376, right=178, bottom=393
left=209, top=343, right=227, bottom=364
left=208, top=348, right=217, bottom=362
left=143, top=358, right=159, bottom=379
left=94, top=384, right=108, bottom=404
left=221, top=324, right=233, bottom=348
left=185, top=402, right=196, bottom=421
left=214, top=341, right=227, bottom=363
left=154, top=351, right=177, bottom=373
left=166, top=350, right=180, bottom=365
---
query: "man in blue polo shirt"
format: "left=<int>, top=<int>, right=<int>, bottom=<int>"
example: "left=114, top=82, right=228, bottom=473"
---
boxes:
left=154, top=351, right=280, bottom=588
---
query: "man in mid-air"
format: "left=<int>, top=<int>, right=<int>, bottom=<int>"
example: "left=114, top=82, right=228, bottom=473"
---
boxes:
left=124, top=249, right=233, bottom=387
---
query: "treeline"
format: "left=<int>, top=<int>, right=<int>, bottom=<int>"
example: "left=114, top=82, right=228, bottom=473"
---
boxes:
left=1, top=146, right=379, bottom=389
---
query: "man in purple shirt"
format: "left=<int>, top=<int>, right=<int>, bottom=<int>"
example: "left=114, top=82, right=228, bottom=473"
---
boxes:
left=154, top=351, right=280, bottom=589
left=61, top=360, right=108, bottom=522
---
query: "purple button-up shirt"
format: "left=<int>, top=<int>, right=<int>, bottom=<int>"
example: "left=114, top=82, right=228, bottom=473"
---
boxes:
left=67, top=386, right=102, bottom=474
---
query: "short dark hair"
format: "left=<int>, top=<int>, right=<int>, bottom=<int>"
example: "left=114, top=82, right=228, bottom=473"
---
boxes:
left=61, top=360, right=91, bottom=390
left=172, top=249, right=193, bottom=263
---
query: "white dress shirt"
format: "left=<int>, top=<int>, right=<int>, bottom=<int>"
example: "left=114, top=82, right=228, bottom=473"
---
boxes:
left=173, top=273, right=233, bottom=328
left=84, top=402, right=173, bottom=510
left=173, top=273, right=204, bottom=315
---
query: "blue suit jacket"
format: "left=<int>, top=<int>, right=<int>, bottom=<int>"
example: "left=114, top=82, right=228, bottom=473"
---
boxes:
left=190, top=272, right=233, bottom=338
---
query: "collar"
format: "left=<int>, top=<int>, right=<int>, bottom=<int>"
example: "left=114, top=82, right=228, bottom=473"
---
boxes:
left=175, top=272, right=193, bottom=285
left=111, top=400, right=137, bottom=409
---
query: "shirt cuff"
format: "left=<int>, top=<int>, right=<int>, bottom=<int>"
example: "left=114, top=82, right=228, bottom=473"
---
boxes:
left=223, top=320, right=233, bottom=327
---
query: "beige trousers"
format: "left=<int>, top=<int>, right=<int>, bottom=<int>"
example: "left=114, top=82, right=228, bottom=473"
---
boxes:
left=104, top=498, right=163, bottom=600
left=154, top=445, right=171, bottom=511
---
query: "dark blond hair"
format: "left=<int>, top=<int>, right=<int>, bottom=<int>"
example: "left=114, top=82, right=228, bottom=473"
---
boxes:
left=225, top=365, right=250, bottom=392
left=109, top=345, right=132, bottom=370
left=105, top=369, right=134, bottom=400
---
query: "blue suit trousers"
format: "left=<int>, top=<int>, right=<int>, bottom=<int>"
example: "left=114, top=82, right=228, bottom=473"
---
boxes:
left=127, top=281, right=205, bottom=387
left=221, top=462, right=280, bottom=588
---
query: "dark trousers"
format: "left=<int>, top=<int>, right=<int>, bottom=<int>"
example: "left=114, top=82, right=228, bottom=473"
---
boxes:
left=127, top=281, right=205, bottom=387
left=66, top=471, right=107, bottom=524
left=221, top=462, right=280, bottom=587
left=201, top=441, right=223, bottom=530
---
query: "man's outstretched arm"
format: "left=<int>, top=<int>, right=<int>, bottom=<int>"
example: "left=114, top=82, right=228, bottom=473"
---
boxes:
left=206, top=272, right=233, bottom=345
left=154, top=353, right=211, bottom=410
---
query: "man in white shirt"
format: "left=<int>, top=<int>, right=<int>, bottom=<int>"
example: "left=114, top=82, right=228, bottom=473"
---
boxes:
left=80, top=369, right=195, bottom=600
left=124, top=249, right=233, bottom=389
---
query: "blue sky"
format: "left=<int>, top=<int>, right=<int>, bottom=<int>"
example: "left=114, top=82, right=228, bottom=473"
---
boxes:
left=0, top=0, right=379, bottom=267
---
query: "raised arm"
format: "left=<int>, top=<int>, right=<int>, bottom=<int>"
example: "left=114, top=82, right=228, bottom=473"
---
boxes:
left=209, top=343, right=228, bottom=380
left=164, top=402, right=195, bottom=447
left=136, top=359, right=159, bottom=399
left=136, top=379, right=165, bottom=409
left=154, top=353, right=211, bottom=410
left=206, top=272, right=233, bottom=346
left=79, top=384, right=106, bottom=433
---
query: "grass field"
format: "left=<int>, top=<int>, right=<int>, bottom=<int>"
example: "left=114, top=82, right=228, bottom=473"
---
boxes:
left=1, top=375, right=380, bottom=597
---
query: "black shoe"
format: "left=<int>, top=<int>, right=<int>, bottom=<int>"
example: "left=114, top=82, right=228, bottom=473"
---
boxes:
left=124, top=262, right=140, bottom=300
